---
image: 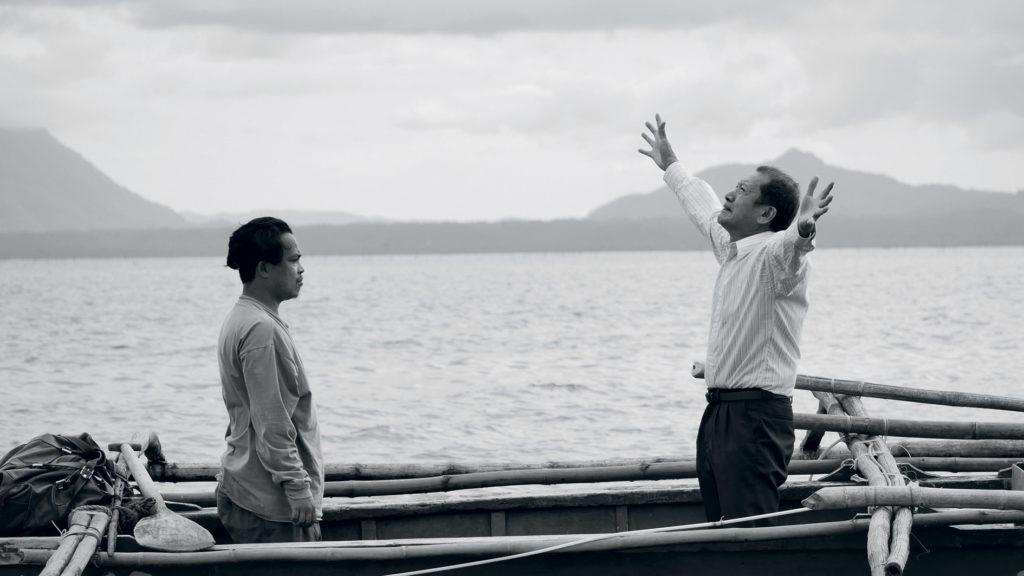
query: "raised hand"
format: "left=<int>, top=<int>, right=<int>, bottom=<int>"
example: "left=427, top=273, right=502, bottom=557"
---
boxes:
left=638, top=113, right=679, bottom=171
left=797, top=176, right=835, bottom=238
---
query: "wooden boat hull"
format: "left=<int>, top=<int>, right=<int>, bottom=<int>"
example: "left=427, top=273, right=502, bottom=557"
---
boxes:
left=6, top=522, right=1024, bottom=576
left=4, top=477, right=1023, bottom=576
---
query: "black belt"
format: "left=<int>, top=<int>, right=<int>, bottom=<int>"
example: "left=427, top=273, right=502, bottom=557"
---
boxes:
left=705, top=388, right=791, bottom=404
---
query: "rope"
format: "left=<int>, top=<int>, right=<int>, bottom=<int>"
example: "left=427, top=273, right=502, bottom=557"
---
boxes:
left=115, top=498, right=157, bottom=533
left=380, top=507, right=814, bottom=576
left=808, top=439, right=849, bottom=481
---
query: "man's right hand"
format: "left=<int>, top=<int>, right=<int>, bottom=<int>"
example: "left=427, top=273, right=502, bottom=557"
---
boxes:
left=638, top=113, right=679, bottom=171
left=289, top=495, right=317, bottom=527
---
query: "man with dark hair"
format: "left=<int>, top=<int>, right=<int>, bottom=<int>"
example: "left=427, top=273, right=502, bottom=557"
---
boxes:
left=217, top=217, right=323, bottom=543
left=639, top=114, right=835, bottom=524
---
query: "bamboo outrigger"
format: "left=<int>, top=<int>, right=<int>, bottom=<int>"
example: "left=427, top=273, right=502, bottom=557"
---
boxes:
left=3, top=373, right=1024, bottom=576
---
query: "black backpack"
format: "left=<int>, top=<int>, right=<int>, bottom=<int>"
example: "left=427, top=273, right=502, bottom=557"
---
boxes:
left=0, top=433, right=126, bottom=536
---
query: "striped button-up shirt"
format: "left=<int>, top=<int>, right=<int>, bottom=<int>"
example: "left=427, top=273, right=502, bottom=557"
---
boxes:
left=664, top=162, right=815, bottom=396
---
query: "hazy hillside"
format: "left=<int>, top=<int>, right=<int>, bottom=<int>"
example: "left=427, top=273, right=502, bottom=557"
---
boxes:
left=3, top=214, right=1022, bottom=260
left=180, top=210, right=385, bottom=227
left=590, top=149, right=1024, bottom=220
left=2, top=130, right=1021, bottom=258
left=0, top=128, right=188, bottom=232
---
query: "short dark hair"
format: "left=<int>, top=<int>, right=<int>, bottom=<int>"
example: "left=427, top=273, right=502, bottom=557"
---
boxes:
left=226, top=217, right=293, bottom=283
left=755, top=166, right=800, bottom=232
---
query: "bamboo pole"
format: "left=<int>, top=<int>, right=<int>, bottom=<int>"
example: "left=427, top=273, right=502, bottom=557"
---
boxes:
left=847, top=437, right=893, bottom=576
left=156, top=457, right=1019, bottom=508
left=146, top=439, right=1024, bottom=483
left=793, top=438, right=1024, bottom=460
left=794, top=413, right=1024, bottom=439
left=37, top=509, right=91, bottom=576
left=800, top=405, right=829, bottom=453
left=803, top=485, right=1024, bottom=510
left=13, top=508, right=1024, bottom=569
left=886, top=507, right=913, bottom=576
left=0, top=537, right=61, bottom=550
left=106, top=454, right=128, bottom=557
left=837, top=394, right=914, bottom=576
left=796, top=375, right=1024, bottom=412
left=60, top=507, right=109, bottom=576
left=800, top=391, right=849, bottom=454
left=154, top=474, right=999, bottom=525
left=147, top=458, right=682, bottom=483
left=869, top=437, right=913, bottom=576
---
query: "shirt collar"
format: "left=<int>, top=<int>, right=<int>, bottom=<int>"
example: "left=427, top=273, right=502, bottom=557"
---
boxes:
left=732, top=231, right=774, bottom=257
left=239, top=294, right=285, bottom=325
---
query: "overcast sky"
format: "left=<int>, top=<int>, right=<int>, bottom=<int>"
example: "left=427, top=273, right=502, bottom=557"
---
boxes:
left=2, top=1, right=1021, bottom=221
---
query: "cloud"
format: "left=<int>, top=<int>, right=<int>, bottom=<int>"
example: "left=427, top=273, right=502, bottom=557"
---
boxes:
left=116, top=0, right=795, bottom=35
left=782, top=2, right=1024, bottom=134
left=0, top=0, right=1021, bottom=220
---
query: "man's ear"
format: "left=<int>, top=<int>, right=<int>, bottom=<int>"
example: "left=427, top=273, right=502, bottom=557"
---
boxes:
left=757, top=205, right=777, bottom=226
left=256, top=261, right=270, bottom=278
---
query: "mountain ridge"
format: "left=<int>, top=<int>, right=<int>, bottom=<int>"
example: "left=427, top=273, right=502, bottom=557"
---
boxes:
left=589, top=149, right=1023, bottom=221
left=0, top=128, right=188, bottom=232
left=2, top=129, right=1021, bottom=257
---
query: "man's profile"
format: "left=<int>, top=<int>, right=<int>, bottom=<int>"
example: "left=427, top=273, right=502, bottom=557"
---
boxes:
left=216, top=216, right=324, bottom=543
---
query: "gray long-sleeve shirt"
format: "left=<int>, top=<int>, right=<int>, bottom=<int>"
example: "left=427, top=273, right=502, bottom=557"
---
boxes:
left=217, top=295, right=323, bottom=522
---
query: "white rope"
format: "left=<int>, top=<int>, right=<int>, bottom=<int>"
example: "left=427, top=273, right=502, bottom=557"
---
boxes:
left=808, top=438, right=848, bottom=481
left=381, top=507, right=814, bottom=576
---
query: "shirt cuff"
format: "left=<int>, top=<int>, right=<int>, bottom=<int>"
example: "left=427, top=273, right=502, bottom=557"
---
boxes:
left=788, top=223, right=816, bottom=252
left=662, top=162, right=692, bottom=188
left=284, top=479, right=314, bottom=501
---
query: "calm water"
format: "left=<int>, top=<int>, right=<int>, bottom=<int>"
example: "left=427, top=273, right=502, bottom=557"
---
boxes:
left=1, top=247, right=1022, bottom=464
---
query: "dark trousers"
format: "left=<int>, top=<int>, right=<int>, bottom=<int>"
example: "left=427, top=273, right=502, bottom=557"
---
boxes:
left=696, top=389, right=794, bottom=526
left=216, top=488, right=322, bottom=544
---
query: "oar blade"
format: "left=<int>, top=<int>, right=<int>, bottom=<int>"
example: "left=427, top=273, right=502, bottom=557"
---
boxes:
left=134, top=511, right=215, bottom=552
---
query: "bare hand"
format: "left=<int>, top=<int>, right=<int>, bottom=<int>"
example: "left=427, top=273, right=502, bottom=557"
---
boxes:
left=289, top=495, right=317, bottom=527
left=797, top=176, right=835, bottom=238
left=638, top=114, right=679, bottom=171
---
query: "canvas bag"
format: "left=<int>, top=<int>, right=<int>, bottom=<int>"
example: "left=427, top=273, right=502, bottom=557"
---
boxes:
left=0, top=432, right=124, bottom=535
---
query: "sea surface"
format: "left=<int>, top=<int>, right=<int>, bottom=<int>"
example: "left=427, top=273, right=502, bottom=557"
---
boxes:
left=1, top=247, right=1022, bottom=465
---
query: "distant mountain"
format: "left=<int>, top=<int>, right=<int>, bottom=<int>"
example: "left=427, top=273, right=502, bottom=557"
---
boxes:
left=180, top=210, right=385, bottom=228
left=0, top=128, right=188, bottom=233
left=589, top=149, right=1024, bottom=220
left=2, top=131, right=1022, bottom=257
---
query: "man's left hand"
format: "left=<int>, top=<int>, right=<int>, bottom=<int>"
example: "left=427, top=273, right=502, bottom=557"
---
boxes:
left=797, top=176, right=835, bottom=238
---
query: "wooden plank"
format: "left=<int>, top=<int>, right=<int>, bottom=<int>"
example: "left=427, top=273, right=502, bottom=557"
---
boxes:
left=359, top=520, right=376, bottom=541
left=490, top=512, right=506, bottom=537
left=12, top=509, right=1024, bottom=569
left=615, top=507, right=629, bottom=533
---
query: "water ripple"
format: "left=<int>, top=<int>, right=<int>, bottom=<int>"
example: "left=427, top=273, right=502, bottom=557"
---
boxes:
left=1, top=247, right=1022, bottom=463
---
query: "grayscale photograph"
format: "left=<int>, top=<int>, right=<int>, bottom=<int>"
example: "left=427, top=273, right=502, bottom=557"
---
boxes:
left=0, top=2, right=1022, bottom=575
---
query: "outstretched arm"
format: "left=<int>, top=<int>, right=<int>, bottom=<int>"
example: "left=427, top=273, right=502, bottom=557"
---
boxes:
left=767, top=176, right=836, bottom=295
left=638, top=114, right=731, bottom=260
left=796, top=176, right=836, bottom=238
left=638, top=113, right=678, bottom=171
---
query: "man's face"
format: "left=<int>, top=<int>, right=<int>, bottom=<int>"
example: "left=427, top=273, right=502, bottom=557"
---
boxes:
left=717, top=172, right=772, bottom=239
left=265, top=233, right=304, bottom=302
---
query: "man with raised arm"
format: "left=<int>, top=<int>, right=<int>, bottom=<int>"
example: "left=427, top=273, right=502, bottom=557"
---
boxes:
left=639, top=114, right=835, bottom=525
left=217, top=217, right=323, bottom=543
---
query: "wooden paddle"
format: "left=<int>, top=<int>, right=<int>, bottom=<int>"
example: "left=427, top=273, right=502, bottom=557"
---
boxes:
left=119, top=443, right=215, bottom=552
